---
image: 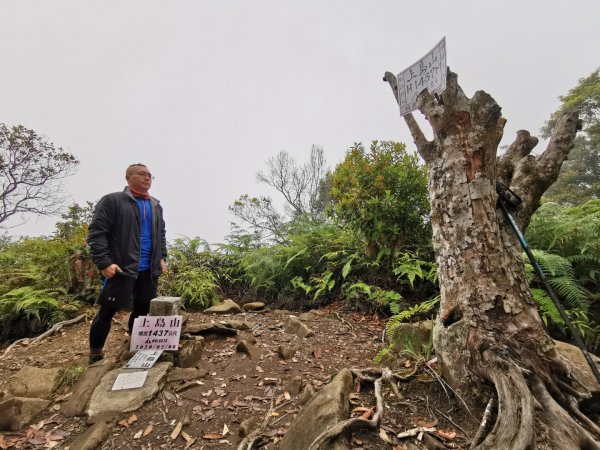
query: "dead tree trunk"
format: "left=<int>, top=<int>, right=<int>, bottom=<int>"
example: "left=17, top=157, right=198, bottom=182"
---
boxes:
left=384, top=70, right=599, bottom=449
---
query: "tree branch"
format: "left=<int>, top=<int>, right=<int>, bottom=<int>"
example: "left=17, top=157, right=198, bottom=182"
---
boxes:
left=383, top=71, right=433, bottom=162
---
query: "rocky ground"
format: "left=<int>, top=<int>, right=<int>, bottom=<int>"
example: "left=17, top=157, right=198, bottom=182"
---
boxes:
left=0, top=301, right=484, bottom=449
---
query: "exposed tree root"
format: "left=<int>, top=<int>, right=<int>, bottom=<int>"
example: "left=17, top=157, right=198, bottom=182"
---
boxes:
left=0, top=314, right=87, bottom=359
left=236, top=399, right=274, bottom=450
left=308, top=367, right=417, bottom=450
left=470, top=351, right=600, bottom=450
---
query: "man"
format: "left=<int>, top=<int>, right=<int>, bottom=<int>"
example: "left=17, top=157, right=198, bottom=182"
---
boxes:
left=87, top=163, right=167, bottom=364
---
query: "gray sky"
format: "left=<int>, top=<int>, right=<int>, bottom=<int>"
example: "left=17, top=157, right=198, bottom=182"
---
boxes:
left=1, top=1, right=598, bottom=244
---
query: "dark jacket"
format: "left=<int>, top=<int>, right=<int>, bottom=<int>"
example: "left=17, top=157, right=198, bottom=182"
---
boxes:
left=87, top=187, right=167, bottom=278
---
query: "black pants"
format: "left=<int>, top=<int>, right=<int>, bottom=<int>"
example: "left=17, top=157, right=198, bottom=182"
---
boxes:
left=89, top=270, right=158, bottom=352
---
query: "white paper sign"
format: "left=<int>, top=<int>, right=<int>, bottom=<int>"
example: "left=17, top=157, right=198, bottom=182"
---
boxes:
left=130, top=315, right=183, bottom=351
left=397, top=37, right=447, bottom=115
left=111, top=371, right=148, bottom=391
left=124, top=350, right=163, bottom=369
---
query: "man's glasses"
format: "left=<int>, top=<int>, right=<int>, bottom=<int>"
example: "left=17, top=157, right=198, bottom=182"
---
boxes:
left=136, top=171, right=155, bottom=180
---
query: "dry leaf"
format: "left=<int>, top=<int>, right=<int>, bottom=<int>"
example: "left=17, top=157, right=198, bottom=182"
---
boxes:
left=181, top=430, right=196, bottom=449
left=222, top=423, right=229, bottom=435
left=352, top=406, right=372, bottom=413
left=163, top=390, right=177, bottom=402
left=143, top=424, right=153, bottom=437
left=202, top=433, right=224, bottom=440
left=437, top=429, right=457, bottom=440
left=379, top=428, right=392, bottom=444
left=283, top=392, right=291, bottom=400
left=201, top=390, right=213, bottom=397
left=393, top=446, right=408, bottom=450
left=118, top=414, right=138, bottom=428
left=133, top=430, right=143, bottom=439
left=360, top=409, right=373, bottom=420
left=351, top=435, right=364, bottom=445
left=313, top=346, right=323, bottom=359
left=415, top=417, right=437, bottom=428
left=256, top=365, right=264, bottom=373
left=170, top=421, right=183, bottom=440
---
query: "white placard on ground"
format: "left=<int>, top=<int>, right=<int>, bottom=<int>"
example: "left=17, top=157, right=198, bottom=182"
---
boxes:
left=124, top=350, right=163, bottom=369
left=397, top=37, right=447, bottom=115
left=111, top=371, right=148, bottom=391
left=130, top=315, right=183, bottom=351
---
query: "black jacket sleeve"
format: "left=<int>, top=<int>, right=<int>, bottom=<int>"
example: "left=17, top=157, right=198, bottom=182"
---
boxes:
left=158, top=203, right=167, bottom=260
left=87, top=195, right=115, bottom=270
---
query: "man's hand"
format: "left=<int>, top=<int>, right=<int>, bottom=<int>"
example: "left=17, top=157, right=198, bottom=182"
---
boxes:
left=101, top=264, right=122, bottom=279
left=161, top=259, right=167, bottom=273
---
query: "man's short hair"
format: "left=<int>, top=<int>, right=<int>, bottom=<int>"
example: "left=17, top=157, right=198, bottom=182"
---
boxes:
left=126, top=163, right=148, bottom=177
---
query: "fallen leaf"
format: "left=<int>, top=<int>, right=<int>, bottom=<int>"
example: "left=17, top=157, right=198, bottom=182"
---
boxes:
left=118, top=414, right=138, bottom=428
left=437, top=429, right=457, bottom=440
left=360, top=409, right=373, bottom=420
left=170, top=421, right=183, bottom=440
left=283, top=392, right=291, bottom=400
left=256, top=366, right=264, bottom=373
left=222, top=423, right=229, bottom=435
left=143, top=424, right=153, bottom=437
left=351, top=435, right=364, bottom=445
left=133, top=430, right=143, bottom=439
left=379, top=428, right=392, bottom=444
left=163, top=390, right=177, bottom=402
left=393, top=446, right=408, bottom=450
left=202, top=433, right=224, bottom=440
left=201, top=390, right=213, bottom=397
left=181, top=431, right=196, bottom=449
left=415, top=417, right=437, bottom=428
left=352, top=406, right=373, bottom=413
left=313, top=346, right=323, bottom=359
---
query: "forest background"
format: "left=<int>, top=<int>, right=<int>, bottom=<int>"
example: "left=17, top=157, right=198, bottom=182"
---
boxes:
left=0, top=69, right=598, bottom=363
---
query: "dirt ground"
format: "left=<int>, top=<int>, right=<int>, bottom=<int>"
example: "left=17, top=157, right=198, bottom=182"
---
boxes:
left=0, top=305, right=477, bottom=449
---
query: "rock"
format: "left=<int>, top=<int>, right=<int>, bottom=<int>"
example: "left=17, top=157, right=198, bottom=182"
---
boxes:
left=278, top=344, right=297, bottom=360
left=178, top=337, right=205, bottom=368
left=236, top=332, right=257, bottom=345
left=62, top=358, right=113, bottom=417
left=239, top=416, right=261, bottom=437
left=387, top=320, right=433, bottom=354
left=149, top=296, right=181, bottom=316
left=284, top=376, right=303, bottom=396
left=67, top=421, right=112, bottom=450
left=279, top=369, right=352, bottom=450
left=242, top=302, right=266, bottom=311
left=87, top=362, right=172, bottom=423
left=284, top=315, right=315, bottom=338
left=5, top=366, right=62, bottom=399
left=204, top=299, right=242, bottom=314
left=298, top=310, right=320, bottom=321
left=236, top=340, right=262, bottom=359
left=183, top=323, right=238, bottom=338
left=168, top=367, right=209, bottom=383
left=221, top=319, right=251, bottom=331
left=0, top=397, right=50, bottom=431
left=299, top=384, right=316, bottom=405
left=554, top=340, right=600, bottom=393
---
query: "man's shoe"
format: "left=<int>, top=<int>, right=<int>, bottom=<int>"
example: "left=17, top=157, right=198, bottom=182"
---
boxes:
left=88, top=353, right=104, bottom=365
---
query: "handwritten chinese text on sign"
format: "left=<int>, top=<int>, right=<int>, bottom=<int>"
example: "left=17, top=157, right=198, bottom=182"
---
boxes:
left=130, top=315, right=182, bottom=351
left=397, top=37, right=447, bottom=116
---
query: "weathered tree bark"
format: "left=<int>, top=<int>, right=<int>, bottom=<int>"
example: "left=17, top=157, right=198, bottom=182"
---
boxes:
left=384, top=70, right=599, bottom=449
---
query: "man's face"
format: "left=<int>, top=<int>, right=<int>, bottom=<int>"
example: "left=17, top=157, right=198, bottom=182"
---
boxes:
left=126, top=166, right=153, bottom=192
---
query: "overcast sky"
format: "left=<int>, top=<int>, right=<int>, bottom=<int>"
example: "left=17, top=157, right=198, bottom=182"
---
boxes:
left=1, top=1, right=598, bottom=244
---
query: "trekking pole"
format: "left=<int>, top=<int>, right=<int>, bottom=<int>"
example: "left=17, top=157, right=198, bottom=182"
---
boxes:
left=496, top=181, right=600, bottom=385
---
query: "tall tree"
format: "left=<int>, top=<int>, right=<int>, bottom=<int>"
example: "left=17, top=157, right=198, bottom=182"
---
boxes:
left=542, top=69, right=600, bottom=204
left=385, top=70, right=598, bottom=449
left=0, top=124, right=79, bottom=226
left=230, top=145, right=330, bottom=243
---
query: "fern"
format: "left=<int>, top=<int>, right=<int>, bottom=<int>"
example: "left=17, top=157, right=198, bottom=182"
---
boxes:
left=385, top=295, right=440, bottom=342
